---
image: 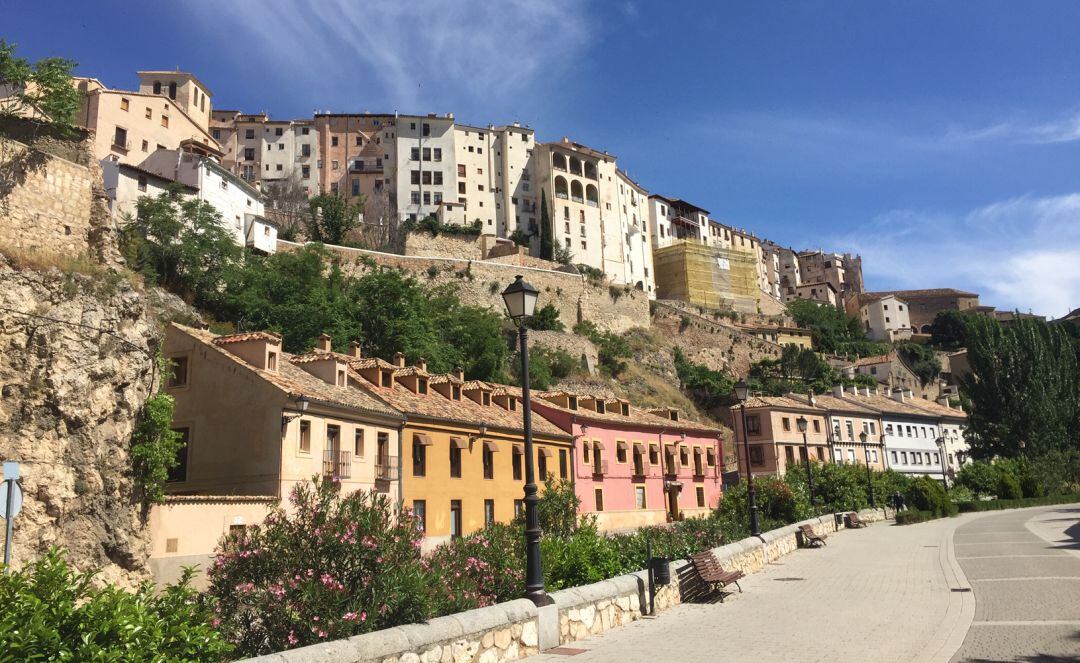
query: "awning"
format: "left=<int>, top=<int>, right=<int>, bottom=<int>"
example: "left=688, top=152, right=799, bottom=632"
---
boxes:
left=450, top=437, right=469, bottom=450
left=616, top=441, right=628, bottom=453
left=592, top=440, right=605, bottom=451
left=413, top=432, right=434, bottom=446
left=483, top=440, right=500, bottom=453
left=633, top=442, right=646, bottom=453
left=538, top=447, right=554, bottom=458
left=513, top=444, right=524, bottom=455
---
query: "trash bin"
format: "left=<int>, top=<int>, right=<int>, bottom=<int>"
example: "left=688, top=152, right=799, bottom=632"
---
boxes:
left=650, top=557, right=671, bottom=586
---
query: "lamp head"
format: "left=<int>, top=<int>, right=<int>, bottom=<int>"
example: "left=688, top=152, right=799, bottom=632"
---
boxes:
left=859, top=430, right=868, bottom=443
left=501, top=275, right=539, bottom=321
left=796, top=415, right=807, bottom=433
left=733, top=379, right=748, bottom=401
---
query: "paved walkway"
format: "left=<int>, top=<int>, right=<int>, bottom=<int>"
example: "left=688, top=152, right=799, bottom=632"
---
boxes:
left=532, top=505, right=1080, bottom=663
left=950, top=505, right=1080, bottom=662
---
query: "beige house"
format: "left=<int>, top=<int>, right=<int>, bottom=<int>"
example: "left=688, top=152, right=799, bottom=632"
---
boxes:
left=100, top=161, right=196, bottom=219
left=794, top=282, right=839, bottom=307
left=787, top=390, right=887, bottom=470
left=849, top=351, right=941, bottom=400
left=75, top=72, right=220, bottom=166
left=847, top=288, right=980, bottom=333
left=726, top=396, right=830, bottom=478
left=859, top=294, right=913, bottom=341
left=163, top=324, right=403, bottom=500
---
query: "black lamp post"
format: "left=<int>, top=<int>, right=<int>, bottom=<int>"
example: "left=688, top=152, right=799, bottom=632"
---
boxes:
left=860, top=430, right=876, bottom=508
left=733, top=379, right=760, bottom=536
left=935, top=436, right=949, bottom=492
left=502, top=275, right=551, bottom=606
left=796, top=415, right=815, bottom=508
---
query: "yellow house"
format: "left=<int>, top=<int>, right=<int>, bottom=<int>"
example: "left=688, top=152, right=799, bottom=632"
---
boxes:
left=350, top=355, right=572, bottom=548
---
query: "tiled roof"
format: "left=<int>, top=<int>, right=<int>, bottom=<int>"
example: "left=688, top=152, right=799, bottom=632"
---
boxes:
left=353, top=376, right=569, bottom=440
left=462, top=380, right=493, bottom=391
left=291, top=350, right=357, bottom=364
left=832, top=391, right=940, bottom=419
left=351, top=357, right=397, bottom=370
left=903, top=398, right=968, bottom=420
left=213, top=331, right=281, bottom=345
left=861, top=288, right=978, bottom=302
left=532, top=390, right=724, bottom=435
left=175, top=325, right=400, bottom=418
left=853, top=354, right=892, bottom=367
left=785, top=392, right=878, bottom=415
left=393, top=366, right=430, bottom=378
left=730, top=395, right=825, bottom=412
left=429, top=374, right=463, bottom=385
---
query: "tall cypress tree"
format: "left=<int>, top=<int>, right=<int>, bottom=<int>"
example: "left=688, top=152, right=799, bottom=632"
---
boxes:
left=539, top=194, right=553, bottom=261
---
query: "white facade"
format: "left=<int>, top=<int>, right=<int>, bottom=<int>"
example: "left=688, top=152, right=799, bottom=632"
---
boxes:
left=613, top=170, right=655, bottom=296
left=394, top=114, right=457, bottom=221
left=101, top=159, right=194, bottom=219
left=878, top=402, right=946, bottom=479
left=451, top=123, right=538, bottom=237
left=648, top=194, right=708, bottom=249
left=533, top=139, right=611, bottom=270
left=861, top=295, right=913, bottom=342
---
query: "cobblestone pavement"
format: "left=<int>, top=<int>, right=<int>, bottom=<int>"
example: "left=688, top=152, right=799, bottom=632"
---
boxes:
left=532, top=512, right=984, bottom=663
left=950, top=505, right=1080, bottom=663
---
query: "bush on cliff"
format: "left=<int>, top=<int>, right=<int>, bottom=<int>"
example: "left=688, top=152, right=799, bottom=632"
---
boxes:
left=0, top=548, right=230, bottom=662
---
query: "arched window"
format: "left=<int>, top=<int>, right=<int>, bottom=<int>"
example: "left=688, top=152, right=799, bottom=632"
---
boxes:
left=554, top=176, right=568, bottom=200
left=552, top=153, right=567, bottom=171
left=168, top=81, right=177, bottom=100
left=583, top=161, right=597, bottom=179
left=585, top=183, right=598, bottom=207
left=153, top=81, right=161, bottom=95
left=570, top=180, right=584, bottom=203
left=569, top=157, right=583, bottom=176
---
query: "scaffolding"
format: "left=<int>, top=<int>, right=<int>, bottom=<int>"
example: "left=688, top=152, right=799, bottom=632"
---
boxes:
left=653, top=241, right=760, bottom=312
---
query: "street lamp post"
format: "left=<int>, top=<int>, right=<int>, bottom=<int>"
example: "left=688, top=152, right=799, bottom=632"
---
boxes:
left=935, top=437, right=949, bottom=492
left=859, top=430, right=875, bottom=508
left=796, top=415, right=815, bottom=509
left=733, top=380, right=760, bottom=536
left=502, top=275, right=552, bottom=606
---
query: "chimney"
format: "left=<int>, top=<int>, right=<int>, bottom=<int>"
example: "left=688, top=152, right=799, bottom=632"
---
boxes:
left=847, top=385, right=857, bottom=395
left=454, top=366, right=464, bottom=381
left=417, top=357, right=428, bottom=372
left=349, top=341, right=362, bottom=358
left=904, top=389, right=914, bottom=400
left=832, top=384, right=844, bottom=398
left=393, top=352, right=406, bottom=368
left=861, top=386, right=871, bottom=397
left=317, top=333, right=332, bottom=352
left=936, top=395, right=949, bottom=407
left=892, top=388, right=905, bottom=403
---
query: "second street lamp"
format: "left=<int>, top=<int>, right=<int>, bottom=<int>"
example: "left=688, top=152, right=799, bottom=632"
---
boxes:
left=935, top=436, right=949, bottom=492
left=733, top=379, right=760, bottom=536
left=501, top=275, right=552, bottom=606
left=795, top=415, right=815, bottom=508
left=859, top=430, right=876, bottom=508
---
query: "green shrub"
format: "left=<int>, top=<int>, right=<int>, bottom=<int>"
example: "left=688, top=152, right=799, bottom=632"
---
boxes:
left=542, top=523, right=626, bottom=590
left=535, top=478, right=584, bottom=539
left=130, top=357, right=185, bottom=504
left=895, top=510, right=934, bottom=525
left=955, top=493, right=1080, bottom=513
left=208, top=479, right=432, bottom=657
left=906, top=476, right=955, bottom=517
left=524, top=303, right=565, bottom=331
left=955, top=460, right=999, bottom=498
left=997, top=472, right=1023, bottom=500
left=0, top=548, right=231, bottom=661
left=426, top=524, right=524, bottom=612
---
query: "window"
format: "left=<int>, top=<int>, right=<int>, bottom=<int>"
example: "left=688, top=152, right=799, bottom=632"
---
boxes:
left=846, top=421, right=855, bottom=440
left=168, top=81, right=177, bottom=100
left=161, top=115, right=169, bottom=128
left=782, top=417, right=791, bottom=431
left=513, top=447, right=523, bottom=480
left=696, top=487, right=706, bottom=508
left=354, top=429, right=365, bottom=457
left=302, top=165, right=310, bottom=178
left=141, top=139, right=148, bottom=151
left=450, top=500, right=462, bottom=539
left=594, top=488, right=604, bottom=511
left=813, top=420, right=821, bottom=433
left=450, top=444, right=462, bottom=478
left=679, top=446, right=689, bottom=467
left=706, top=448, right=716, bottom=467
left=649, top=445, right=659, bottom=465
left=167, top=356, right=188, bottom=387
left=514, top=500, right=524, bottom=518
left=483, top=446, right=494, bottom=480
left=746, top=415, right=761, bottom=434
left=749, top=446, right=765, bottom=466
left=418, top=378, right=428, bottom=394
left=354, top=135, right=361, bottom=146
left=583, top=443, right=590, bottom=464
left=635, top=486, right=647, bottom=509
left=413, top=500, right=426, bottom=532
left=891, top=451, right=898, bottom=464
left=484, top=499, right=495, bottom=527
left=167, top=427, right=189, bottom=482
left=299, top=420, right=311, bottom=453
left=422, top=123, right=430, bottom=136
left=559, top=449, right=568, bottom=479
left=785, top=445, right=795, bottom=466
left=153, top=81, right=161, bottom=94
left=112, top=126, right=127, bottom=149
left=538, top=452, right=548, bottom=480
left=120, top=97, right=129, bottom=111
left=412, top=435, right=427, bottom=476
left=301, top=144, right=311, bottom=157
left=901, top=452, right=909, bottom=464
left=352, top=179, right=360, bottom=196
left=136, top=174, right=148, bottom=192
left=616, top=443, right=627, bottom=464
left=433, top=172, right=443, bottom=185
left=331, top=136, right=339, bottom=147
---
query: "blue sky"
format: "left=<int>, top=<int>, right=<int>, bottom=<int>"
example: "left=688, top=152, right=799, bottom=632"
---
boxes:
left=6, top=1, right=1080, bottom=316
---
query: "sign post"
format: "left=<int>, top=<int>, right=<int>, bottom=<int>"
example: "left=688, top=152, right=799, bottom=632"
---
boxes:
left=1, top=462, right=23, bottom=571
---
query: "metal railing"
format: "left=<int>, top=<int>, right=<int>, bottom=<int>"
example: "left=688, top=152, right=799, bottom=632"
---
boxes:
left=322, top=449, right=352, bottom=479
left=375, top=457, right=399, bottom=481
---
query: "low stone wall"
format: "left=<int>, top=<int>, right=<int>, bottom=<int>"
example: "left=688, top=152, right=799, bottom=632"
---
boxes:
left=240, top=508, right=892, bottom=663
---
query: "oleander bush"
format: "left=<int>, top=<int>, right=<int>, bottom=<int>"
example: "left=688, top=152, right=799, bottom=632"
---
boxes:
left=426, top=523, right=524, bottom=611
left=894, top=510, right=935, bottom=525
left=0, top=548, right=231, bottom=662
left=905, top=476, right=957, bottom=518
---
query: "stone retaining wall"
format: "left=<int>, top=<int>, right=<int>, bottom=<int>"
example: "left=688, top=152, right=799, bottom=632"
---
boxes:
left=239, top=508, right=892, bottom=663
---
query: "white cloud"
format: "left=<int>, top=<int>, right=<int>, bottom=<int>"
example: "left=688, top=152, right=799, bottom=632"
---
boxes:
left=179, top=0, right=590, bottom=118
left=946, top=109, right=1080, bottom=145
left=835, top=194, right=1080, bottom=318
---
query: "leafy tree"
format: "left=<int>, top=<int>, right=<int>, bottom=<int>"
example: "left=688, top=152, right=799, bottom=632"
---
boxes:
left=130, top=356, right=185, bottom=504
left=748, top=345, right=838, bottom=395
left=960, top=316, right=1080, bottom=459
left=514, top=345, right=578, bottom=390
left=262, top=176, right=309, bottom=241
left=525, top=302, right=565, bottom=331
left=929, top=310, right=973, bottom=350
left=896, top=341, right=940, bottom=385
left=955, top=460, right=998, bottom=497
left=0, top=40, right=79, bottom=128
left=539, top=195, right=553, bottom=261
left=0, top=548, right=230, bottom=661
left=306, top=193, right=363, bottom=246
left=673, top=347, right=734, bottom=409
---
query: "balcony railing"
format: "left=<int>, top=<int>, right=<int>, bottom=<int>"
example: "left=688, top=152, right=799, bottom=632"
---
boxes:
left=349, top=163, right=384, bottom=173
left=592, top=460, right=608, bottom=478
left=322, top=449, right=352, bottom=480
left=375, top=457, right=399, bottom=481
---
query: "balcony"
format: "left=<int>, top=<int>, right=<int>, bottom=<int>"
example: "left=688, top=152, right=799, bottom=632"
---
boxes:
left=375, top=457, right=399, bottom=482
left=591, top=460, right=608, bottom=478
left=322, top=449, right=352, bottom=480
left=349, top=162, right=384, bottom=173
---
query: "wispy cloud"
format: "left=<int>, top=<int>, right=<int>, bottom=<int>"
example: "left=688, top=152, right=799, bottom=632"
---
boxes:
left=946, top=109, right=1080, bottom=145
left=179, top=0, right=590, bottom=118
left=835, top=193, right=1080, bottom=317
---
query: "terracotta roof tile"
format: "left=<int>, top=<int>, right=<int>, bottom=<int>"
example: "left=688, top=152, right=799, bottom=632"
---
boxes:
left=290, top=350, right=357, bottom=364
left=532, top=390, right=724, bottom=435
left=730, top=395, right=824, bottom=412
left=785, top=392, right=878, bottom=415
left=213, top=331, right=281, bottom=345
left=903, top=398, right=968, bottom=420
left=351, top=357, right=396, bottom=370
left=853, top=353, right=892, bottom=367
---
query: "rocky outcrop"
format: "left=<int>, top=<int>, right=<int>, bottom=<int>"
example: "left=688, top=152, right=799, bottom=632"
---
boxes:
left=0, top=255, right=160, bottom=586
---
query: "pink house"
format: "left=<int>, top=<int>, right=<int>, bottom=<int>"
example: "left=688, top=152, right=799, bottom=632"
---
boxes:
left=530, top=392, right=726, bottom=532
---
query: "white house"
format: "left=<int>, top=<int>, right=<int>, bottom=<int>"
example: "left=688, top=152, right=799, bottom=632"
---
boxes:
left=101, top=158, right=196, bottom=219
left=860, top=294, right=913, bottom=342
left=838, top=388, right=951, bottom=481
left=139, top=149, right=277, bottom=253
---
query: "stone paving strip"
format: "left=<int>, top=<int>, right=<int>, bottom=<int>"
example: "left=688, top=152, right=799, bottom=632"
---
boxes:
left=532, top=513, right=983, bottom=663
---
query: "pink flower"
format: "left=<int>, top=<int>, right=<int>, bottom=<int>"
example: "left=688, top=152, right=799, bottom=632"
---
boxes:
left=361, top=611, right=367, bottom=622
left=287, top=631, right=298, bottom=646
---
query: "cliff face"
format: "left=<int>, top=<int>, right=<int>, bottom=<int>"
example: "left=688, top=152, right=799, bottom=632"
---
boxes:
left=0, top=255, right=159, bottom=586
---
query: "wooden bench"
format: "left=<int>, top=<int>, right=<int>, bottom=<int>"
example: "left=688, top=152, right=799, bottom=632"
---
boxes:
left=690, top=551, right=744, bottom=601
left=845, top=512, right=868, bottom=529
left=799, top=524, right=828, bottom=547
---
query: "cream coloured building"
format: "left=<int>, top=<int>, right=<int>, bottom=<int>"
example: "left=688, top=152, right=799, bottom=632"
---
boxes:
left=452, top=122, right=538, bottom=237
left=860, top=294, right=913, bottom=341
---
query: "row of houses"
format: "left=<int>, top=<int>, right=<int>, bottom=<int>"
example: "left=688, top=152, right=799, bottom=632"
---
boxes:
left=725, top=386, right=969, bottom=481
